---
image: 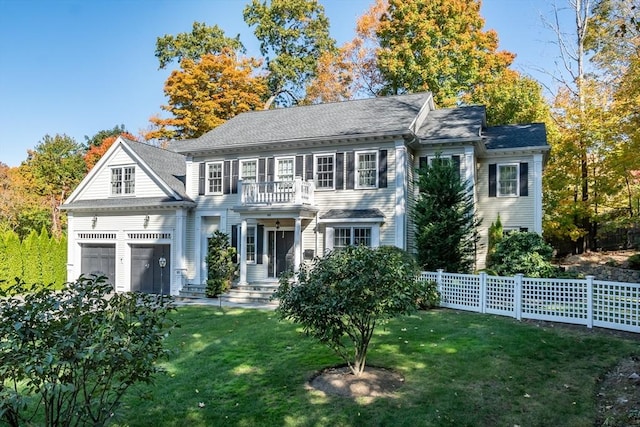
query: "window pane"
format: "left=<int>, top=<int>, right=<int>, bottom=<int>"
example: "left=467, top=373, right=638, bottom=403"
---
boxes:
left=498, top=165, right=518, bottom=196
left=208, top=163, right=223, bottom=193
left=124, top=167, right=135, bottom=194
left=247, top=226, right=256, bottom=262
left=333, top=227, right=351, bottom=249
left=316, top=156, right=334, bottom=189
left=353, top=228, right=371, bottom=247
left=111, top=168, right=122, bottom=195
left=241, top=161, right=257, bottom=183
left=277, top=158, right=294, bottom=181
left=357, top=152, right=377, bottom=187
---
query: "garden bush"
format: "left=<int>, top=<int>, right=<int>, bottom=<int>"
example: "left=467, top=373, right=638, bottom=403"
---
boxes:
left=627, top=253, right=640, bottom=270
left=205, top=230, right=237, bottom=297
left=0, top=275, right=175, bottom=426
left=490, top=231, right=557, bottom=278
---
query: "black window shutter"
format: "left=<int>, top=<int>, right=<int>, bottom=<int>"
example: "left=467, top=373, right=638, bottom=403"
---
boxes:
left=305, top=155, right=313, bottom=181
left=295, top=155, right=303, bottom=178
left=223, top=161, right=231, bottom=194
left=258, top=158, right=266, bottom=183
left=256, top=224, right=264, bottom=264
left=520, top=162, right=529, bottom=196
left=489, top=164, right=497, bottom=197
left=335, top=153, right=344, bottom=190
left=231, top=225, right=238, bottom=263
left=346, top=151, right=355, bottom=190
left=452, top=155, right=461, bottom=180
left=267, top=157, right=274, bottom=182
left=231, top=160, right=239, bottom=194
left=198, top=163, right=205, bottom=195
left=379, top=149, right=388, bottom=188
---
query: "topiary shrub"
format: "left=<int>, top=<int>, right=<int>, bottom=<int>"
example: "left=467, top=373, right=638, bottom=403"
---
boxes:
left=205, top=230, right=237, bottom=297
left=491, top=232, right=557, bottom=278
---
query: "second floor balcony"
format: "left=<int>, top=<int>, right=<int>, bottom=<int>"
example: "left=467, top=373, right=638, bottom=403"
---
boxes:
left=239, top=178, right=315, bottom=206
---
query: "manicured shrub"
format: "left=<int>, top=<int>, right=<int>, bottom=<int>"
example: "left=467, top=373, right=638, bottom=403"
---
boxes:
left=0, top=275, right=175, bottom=426
left=205, top=230, right=237, bottom=297
left=275, top=245, right=422, bottom=376
left=491, top=231, right=557, bottom=278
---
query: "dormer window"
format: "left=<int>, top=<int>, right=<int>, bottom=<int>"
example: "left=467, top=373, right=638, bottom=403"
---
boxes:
left=111, top=166, right=135, bottom=195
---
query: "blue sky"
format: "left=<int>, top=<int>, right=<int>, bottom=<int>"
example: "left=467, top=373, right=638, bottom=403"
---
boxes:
left=0, top=0, right=569, bottom=167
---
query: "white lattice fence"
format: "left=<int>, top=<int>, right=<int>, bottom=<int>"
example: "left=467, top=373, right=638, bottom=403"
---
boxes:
left=593, top=280, right=640, bottom=333
left=420, top=270, right=640, bottom=333
left=520, top=277, right=589, bottom=326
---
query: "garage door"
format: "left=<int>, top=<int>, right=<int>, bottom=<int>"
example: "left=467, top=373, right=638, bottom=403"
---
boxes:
left=81, top=244, right=116, bottom=284
left=130, top=244, right=170, bottom=294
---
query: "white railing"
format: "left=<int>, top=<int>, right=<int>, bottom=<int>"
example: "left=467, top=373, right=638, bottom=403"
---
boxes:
left=239, top=178, right=315, bottom=205
left=420, top=270, right=640, bottom=333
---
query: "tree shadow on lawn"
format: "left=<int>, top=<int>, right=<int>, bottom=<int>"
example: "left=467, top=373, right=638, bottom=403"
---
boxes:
left=117, top=307, right=638, bottom=427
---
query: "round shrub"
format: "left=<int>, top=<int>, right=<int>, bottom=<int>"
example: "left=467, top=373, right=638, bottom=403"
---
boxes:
left=490, top=232, right=557, bottom=278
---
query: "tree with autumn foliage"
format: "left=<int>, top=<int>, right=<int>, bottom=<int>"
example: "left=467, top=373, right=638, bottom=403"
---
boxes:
left=243, top=0, right=336, bottom=107
left=146, top=49, right=268, bottom=141
left=22, top=135, right=86, bottom=237
left=376, top=0, right=515, bottom=107
left=84, top=132, right=138, bottom=171
left=465, top=69, right=552, bottom=126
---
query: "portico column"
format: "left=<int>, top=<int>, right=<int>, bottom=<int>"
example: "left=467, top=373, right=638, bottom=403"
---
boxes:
left=294, top=217, right=302, bottom=272
left=239, top=219, right=248, bottom=285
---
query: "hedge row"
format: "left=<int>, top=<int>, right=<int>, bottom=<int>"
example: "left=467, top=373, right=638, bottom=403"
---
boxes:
left=0, top=228, right=67, bottom=289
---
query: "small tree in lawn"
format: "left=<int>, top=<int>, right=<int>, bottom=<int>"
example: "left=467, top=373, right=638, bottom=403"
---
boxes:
left=274, top=245, right=422, bottom=376
left=413, top=154, right=481, bottom=272
left=205, top=230, right=237, bottom=297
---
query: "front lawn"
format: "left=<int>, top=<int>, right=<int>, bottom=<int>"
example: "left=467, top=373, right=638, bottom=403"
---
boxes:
left=116, top=307, right=637, bottom=426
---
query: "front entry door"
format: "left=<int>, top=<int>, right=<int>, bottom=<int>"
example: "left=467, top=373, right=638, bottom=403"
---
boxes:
left=130, top=244, right=170, bottom=294
left=268, top=231, right=294, bottom=278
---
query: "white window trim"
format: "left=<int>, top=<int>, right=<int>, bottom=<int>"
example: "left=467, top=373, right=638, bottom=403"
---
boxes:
left=206, top=161, right=224, bottom=195
left=355, top=150, right=378, bottom=189
left=239, top=158, right=258, bottom=183
left=324, top=222, right=381, bottom=251
left=245, top=225, right=257, bottom=264
left=110, top=165, right=136, bottom=197
left=497, top=163, right=520, bottom=197
left=314, top=153, right=336, bottom=191
left=275, top=156, right=295, bottom=182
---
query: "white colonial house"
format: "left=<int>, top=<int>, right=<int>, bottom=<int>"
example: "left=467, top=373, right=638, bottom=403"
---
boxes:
left=62, top=92, right=549, bottom=298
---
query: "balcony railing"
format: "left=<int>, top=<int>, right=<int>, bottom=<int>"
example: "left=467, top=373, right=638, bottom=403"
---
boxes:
left=239, top=178, right=315, bottom=205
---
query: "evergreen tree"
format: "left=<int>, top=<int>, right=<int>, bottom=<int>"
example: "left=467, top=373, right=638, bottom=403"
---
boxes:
left=413, top=155, right=481, bottom=272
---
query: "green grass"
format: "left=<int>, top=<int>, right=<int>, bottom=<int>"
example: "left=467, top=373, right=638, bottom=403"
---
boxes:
left=115, top=307, right=637, bottom=427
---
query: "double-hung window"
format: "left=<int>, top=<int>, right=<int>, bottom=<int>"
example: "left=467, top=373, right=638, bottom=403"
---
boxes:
left=207, top=162, right=223, bottom=194
left=276, top=157, right=294, bottom=182
left=246, top=226, right=256, bottom=263
left=315, top=154, right=334, bottom=189
left=333, top=227, right=372, bottom=249
left=498, top=164, right=519, bottom=197
left=111, top=166, right=135, bottom=196
left=356, top=151, right=377, bottom=188
left=240, top=159, right=257, bottom=183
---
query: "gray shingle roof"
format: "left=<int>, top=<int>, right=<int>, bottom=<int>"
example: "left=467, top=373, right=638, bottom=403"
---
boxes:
left=483, top=124, right=548, bottom=150
left=168, top=93, right=431, bottom=153
left=122, top=138, right=191, bottom=200
left=416, top=106, right=486, bottom=140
